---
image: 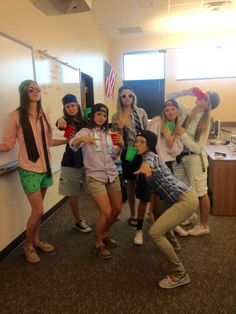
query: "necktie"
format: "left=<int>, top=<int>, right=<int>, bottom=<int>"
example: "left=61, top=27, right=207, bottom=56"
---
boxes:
left=133, top=110, right=142, bottom=133
left=39, top=117, right=52, bottom=177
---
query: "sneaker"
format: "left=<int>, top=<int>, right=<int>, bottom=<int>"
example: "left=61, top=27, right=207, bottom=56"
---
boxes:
left=174, top=225, right=189, bottom=237
left=181, top=213, right=198, bottom=226
left=188, top=224, right=210, bottom=236
left=133, top=230, right=143, bottom=245
left=22, top=246, right=40, bottom=263
left=103, top=236, right=119, bottom=248
left=75, top=220, right=92, bottom=233
left=159, top=273, right=190, bottom=289
left=35, top=240, right=55, bottom=252
left=92, top=245, right=112, bottom=259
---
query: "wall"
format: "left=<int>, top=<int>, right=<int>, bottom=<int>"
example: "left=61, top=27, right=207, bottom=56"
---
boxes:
left=110, top=31, right=236, bottom=121
left=0, top=0, right=110, bottom=251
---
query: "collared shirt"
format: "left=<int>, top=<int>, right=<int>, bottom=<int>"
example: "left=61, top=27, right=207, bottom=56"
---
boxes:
left=3, top=110, right=52, bottom=173
left=70, top=127, right=119, bottom=183
left=112, top=107, right=148, bottom=147
left=143, top=151, right=191, bottom=206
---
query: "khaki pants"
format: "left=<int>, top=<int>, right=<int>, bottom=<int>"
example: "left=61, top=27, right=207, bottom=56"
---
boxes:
left=149, top=190, right=199, bottom=273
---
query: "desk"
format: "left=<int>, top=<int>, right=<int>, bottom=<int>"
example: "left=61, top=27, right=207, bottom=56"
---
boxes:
left=205, top=145, right=236, bottom=216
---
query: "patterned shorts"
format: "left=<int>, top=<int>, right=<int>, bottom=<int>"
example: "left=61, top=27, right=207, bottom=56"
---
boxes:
left=18, top=168, right=53, bottom=193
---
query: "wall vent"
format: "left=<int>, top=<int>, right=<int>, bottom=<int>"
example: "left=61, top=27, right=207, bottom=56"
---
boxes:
left=118, top=27, right=142, bottom=35
left=202, top=1, right=232, bottom=11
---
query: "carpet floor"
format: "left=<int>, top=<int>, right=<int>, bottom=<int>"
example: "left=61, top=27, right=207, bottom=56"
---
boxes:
left=0, top=187, right=235, bottom=314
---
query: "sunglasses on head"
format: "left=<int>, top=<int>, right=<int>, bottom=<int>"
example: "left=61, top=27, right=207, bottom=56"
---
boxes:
left=27, top=87, right=41, bottom=93
left=121, top=94, right=133, bottom=99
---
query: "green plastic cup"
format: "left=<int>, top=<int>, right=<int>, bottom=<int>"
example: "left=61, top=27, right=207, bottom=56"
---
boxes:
left=125, top=146, right=137, bottom=162
left=83, top=107, right=91, bottom=119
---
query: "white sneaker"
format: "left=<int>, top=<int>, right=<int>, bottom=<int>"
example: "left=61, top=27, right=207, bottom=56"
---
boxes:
left=159, top=273, right=190, bottom=289
left=174, top=225, right=188, bottom=237
left=188, top=224, right=210, bottom=236
left=181, top=213, right=198, bottom=226
left=133, top=230, right=143, bottom=245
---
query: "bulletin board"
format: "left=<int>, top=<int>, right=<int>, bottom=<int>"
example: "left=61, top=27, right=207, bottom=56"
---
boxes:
left=34, top=50, right=81, bottom=173
left=0, top=32, right=35, bottom=171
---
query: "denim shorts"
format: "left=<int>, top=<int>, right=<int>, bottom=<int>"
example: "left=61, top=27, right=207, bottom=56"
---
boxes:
left=18, top=168, right=53, bottom=193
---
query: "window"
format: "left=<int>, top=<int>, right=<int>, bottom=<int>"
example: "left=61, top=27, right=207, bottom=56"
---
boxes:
left=176, top=47, right=236, bottom=80
left=123, top=51, right=165, bottom=80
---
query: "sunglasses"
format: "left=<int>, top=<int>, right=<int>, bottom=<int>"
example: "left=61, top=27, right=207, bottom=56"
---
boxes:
left=121, top=94, right=133, bottom=99
left=27, top=87, right=41, bottom=93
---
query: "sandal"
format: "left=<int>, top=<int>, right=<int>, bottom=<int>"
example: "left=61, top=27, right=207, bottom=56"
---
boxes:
left=128, top=217, right=138, bottom=227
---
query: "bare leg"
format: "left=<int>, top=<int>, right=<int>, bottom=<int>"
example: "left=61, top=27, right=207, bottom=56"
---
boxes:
left=93, top=193, right=113, bottom=247
left=199, top=194, right=210, bottom=227
left=107, top=190, right=122, bottom=224
left=23, top=189, right=46, bottom=250
left=68, top=196, right=82, bottom=223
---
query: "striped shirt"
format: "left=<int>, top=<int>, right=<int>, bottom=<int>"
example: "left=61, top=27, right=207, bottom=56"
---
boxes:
left=143, top=151, right=191, bottom=206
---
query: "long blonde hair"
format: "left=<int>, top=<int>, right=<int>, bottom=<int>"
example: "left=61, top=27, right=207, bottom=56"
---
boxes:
left=116, top=86, right=137, bottom=119
left=182, top=104, right=211, bottom=142
left=161, top=99, right=181, bottom=139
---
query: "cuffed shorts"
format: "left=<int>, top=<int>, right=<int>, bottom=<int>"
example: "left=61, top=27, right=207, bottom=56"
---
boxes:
left=86, top=175, right=120, bottom=197
left=18, top=168, right=53, bottom=194
left=59, top=166, right=87, bottom=197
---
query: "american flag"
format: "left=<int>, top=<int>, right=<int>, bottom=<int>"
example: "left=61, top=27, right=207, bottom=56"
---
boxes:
left=104, top=61, right=117, bottom=99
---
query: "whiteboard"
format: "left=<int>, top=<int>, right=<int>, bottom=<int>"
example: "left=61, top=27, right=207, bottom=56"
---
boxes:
left=0, top=33, right=35, bottom=168
left=34, top=51, right=81, bottom=173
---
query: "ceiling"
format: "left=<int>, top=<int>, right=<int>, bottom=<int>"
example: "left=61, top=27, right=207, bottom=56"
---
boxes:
left=89, top=0, right=236, bottom=40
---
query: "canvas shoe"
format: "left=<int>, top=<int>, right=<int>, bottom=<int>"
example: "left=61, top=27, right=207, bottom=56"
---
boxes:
left=22, top=246, right=40, bottom=263
left=181, top=213, right=198, bottom=226
left=75, top=220, right=92, bottom=233
left=103, top=235, right=119, bottom=248
left=174, top=225, right=189, bottom=237
left=92, top=245, right=112, bottom=259
left=188, top=224, right=210, bottom=236
left=35, top=240, right=55, bottom=252
left=159, top=273, right=190, bottom=289
left=133, top=230, right=143, bottom=245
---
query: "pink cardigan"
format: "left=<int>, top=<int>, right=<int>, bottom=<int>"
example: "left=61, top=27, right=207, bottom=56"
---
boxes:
left=3, top=110, right=53, bottom=173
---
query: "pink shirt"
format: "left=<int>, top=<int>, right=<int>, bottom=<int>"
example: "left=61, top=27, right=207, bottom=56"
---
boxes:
left=3, top=110, right=53, bottom=173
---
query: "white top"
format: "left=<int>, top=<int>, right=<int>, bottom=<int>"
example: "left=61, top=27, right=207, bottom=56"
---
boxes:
left=147, top=116, right=183, bottom=162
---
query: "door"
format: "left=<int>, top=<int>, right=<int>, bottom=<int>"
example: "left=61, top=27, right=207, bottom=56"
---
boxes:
left=123, top=79, right=165, bottom=119
left=80, top=72, right=94, bottom=109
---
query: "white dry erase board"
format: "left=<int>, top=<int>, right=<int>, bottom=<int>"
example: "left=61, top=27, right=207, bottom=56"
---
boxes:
left=0, top=32, right=35, bottom=173
left=34, top=50, right=81, bottom=173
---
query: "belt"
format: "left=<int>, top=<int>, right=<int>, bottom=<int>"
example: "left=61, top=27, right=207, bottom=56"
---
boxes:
left=181, top=151, right=195, bottom=157
left=176, top=151, right=206, bottom=172
left=176, top=151, right=195, bottom=164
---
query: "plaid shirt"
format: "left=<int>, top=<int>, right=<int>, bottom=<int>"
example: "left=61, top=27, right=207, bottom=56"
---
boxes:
left=143, top=151, right=191, bottom=206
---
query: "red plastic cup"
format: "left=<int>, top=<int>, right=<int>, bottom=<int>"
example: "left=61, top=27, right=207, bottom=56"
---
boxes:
left=110, top=131, right=120, bottom=145
left=64, top=125, right=75, bottom=138
left=191, top=87, right=206, bottom=100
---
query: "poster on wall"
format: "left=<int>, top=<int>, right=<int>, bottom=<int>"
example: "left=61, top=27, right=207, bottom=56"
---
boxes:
left=34, top=50, right=81, bottom=173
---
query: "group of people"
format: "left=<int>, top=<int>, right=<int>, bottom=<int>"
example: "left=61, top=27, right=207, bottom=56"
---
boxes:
left=0, top=80, right=220, bottom=290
